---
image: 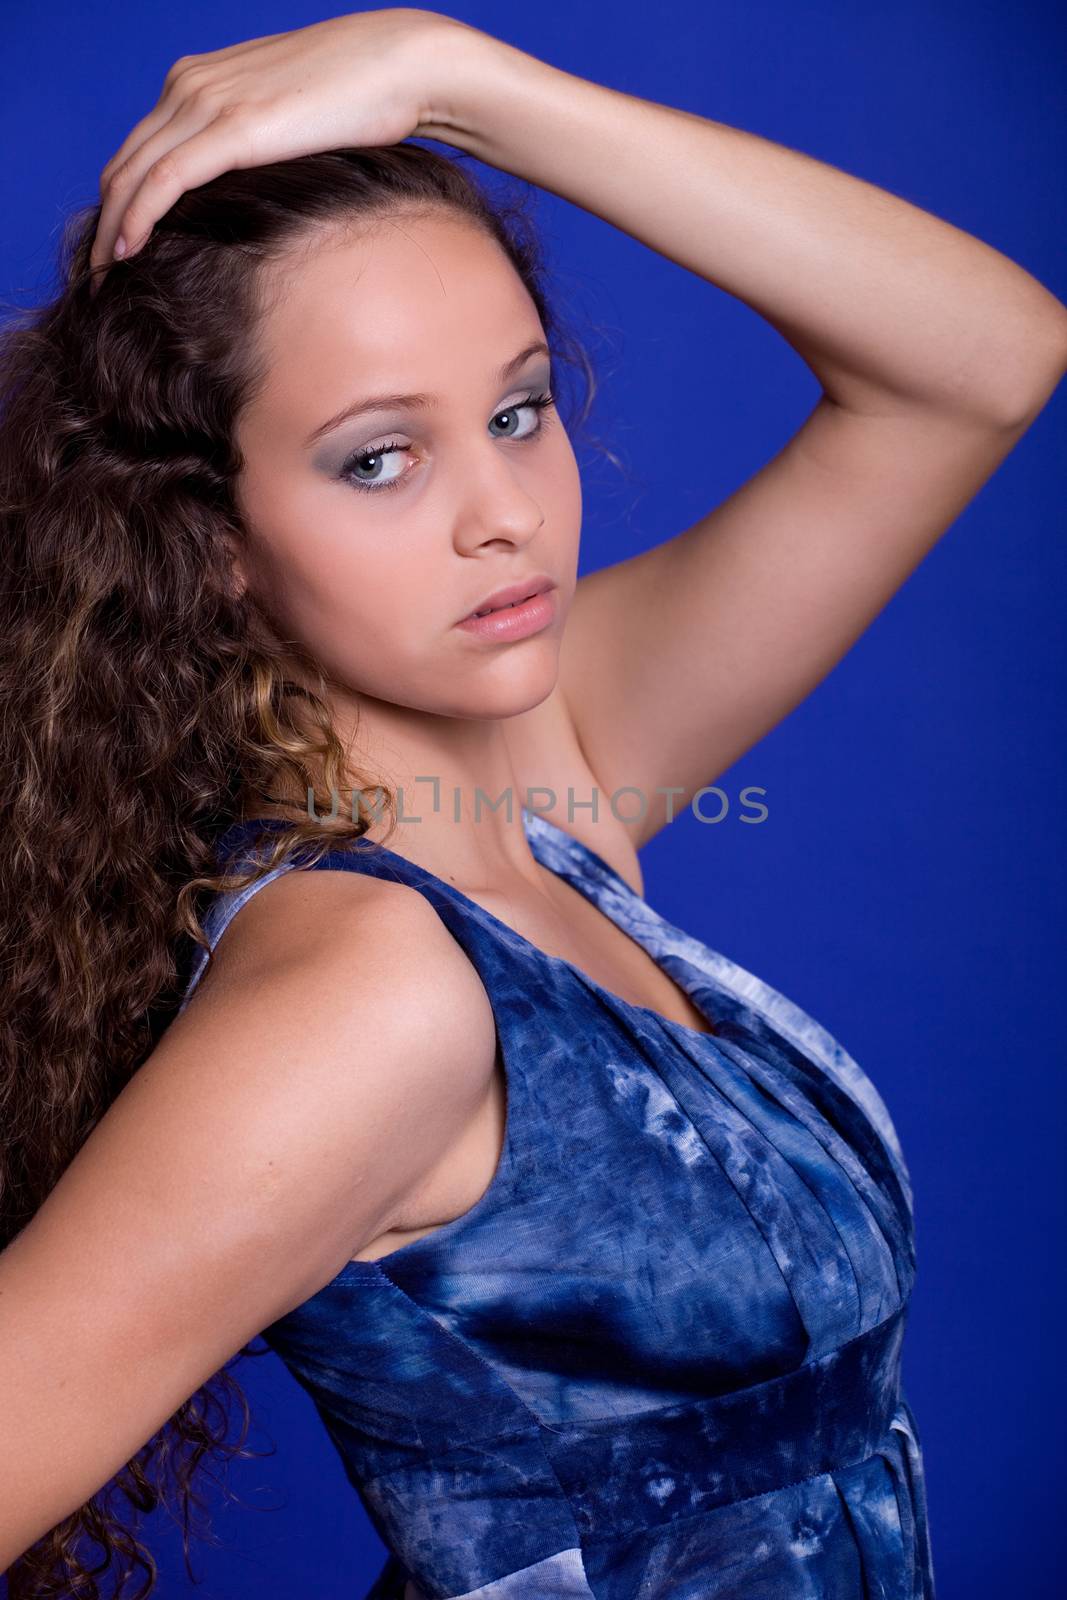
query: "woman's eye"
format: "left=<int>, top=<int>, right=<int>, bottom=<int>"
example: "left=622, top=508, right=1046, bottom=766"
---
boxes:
left=488, top=391, right=554, bottom=441
left=340, top=438, right=409, bottom=494
left=338, top=390, right=555, bottom=496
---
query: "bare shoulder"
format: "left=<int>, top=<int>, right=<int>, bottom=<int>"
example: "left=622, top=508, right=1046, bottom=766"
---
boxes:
left=0, top=862, right=496, bottom=1566
left=180, top=860, right=502, bottom=1263
left=198, top=855, right=496, bottom=1030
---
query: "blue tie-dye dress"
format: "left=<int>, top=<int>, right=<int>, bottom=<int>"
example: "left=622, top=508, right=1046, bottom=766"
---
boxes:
left=179, top=807, right=936, bottom=1600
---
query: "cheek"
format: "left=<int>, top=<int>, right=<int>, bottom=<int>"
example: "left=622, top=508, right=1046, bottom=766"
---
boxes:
left=253, top=533, right=433, bottom=686
left=543, top=439, right=583, bottom=562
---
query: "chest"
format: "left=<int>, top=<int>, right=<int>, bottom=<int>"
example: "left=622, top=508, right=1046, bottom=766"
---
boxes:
left=501, top=683, right=713, bottom=1035
left=502, top=863, right=715, bottom=1037
left=355, top=689, right=713, bottom=1262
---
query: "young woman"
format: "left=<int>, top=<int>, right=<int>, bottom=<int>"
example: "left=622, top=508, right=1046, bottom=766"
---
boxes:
left=2, top=8, right=1064, bottom=1598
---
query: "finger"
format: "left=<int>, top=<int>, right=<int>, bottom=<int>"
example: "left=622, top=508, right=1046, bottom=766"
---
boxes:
left=94, top=35, right=292, bottom=210
left=93, top=97, right=203, bottom=278
left=98, top=30, right=290, bottom=192
left=99, top=105, right=178, bottom=203
left=97, top=54, right=209, bottom=196
left=90, top=99, right=218, bottom=272
left=105, top=107, right=270, bottom=264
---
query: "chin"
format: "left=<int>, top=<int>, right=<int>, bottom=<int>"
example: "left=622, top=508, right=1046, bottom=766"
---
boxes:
left=430, top=661, right=562, bottom=722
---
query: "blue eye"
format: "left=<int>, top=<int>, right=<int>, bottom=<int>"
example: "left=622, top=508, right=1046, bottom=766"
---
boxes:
left=338, top=390, right=557, bottom=496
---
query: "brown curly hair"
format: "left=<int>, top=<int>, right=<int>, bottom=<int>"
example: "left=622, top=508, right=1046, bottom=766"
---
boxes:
left=0, top=139, right=613, bottom=1598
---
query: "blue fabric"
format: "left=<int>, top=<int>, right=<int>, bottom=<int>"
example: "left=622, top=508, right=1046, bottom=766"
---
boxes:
left=181, top=808, right=935, bottom=1599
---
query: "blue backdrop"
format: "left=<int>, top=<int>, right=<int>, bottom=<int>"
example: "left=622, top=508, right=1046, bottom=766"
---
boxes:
left=3, top=2, right=1064, bottom=1596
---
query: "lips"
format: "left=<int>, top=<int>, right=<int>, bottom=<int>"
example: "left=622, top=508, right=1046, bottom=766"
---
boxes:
left=463, top=575, right=555, bottom=621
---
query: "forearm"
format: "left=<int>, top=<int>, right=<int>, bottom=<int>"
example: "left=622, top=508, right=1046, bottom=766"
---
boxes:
left=421, top=20, right=1067, bottom=425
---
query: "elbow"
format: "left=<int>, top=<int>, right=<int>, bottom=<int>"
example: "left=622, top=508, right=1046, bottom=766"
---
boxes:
left=979, top=299, right=1067, bottom=431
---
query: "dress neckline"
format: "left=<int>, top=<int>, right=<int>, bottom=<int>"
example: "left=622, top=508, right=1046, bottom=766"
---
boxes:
left=230, top=808, right=719, bottom=1044
left=517, top=810, right=719, bottom=1041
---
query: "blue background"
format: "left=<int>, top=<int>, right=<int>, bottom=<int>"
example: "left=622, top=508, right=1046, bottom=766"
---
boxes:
left=2, top=2, right=1064, bottom=1595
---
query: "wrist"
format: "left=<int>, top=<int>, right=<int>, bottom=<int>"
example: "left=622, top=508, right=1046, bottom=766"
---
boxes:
left=409, top=15, right=564, bottom=165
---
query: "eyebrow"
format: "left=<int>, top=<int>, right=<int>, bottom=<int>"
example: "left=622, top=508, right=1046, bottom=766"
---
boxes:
left=303, top=340, right=552, bottom=448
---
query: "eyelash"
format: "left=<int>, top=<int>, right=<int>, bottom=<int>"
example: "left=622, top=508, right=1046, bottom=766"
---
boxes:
left=338, top=390, right=557, bottom=496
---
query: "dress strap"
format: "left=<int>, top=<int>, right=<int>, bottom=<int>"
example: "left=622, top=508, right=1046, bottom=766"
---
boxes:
left=177, top=813, right=551, bottom=1018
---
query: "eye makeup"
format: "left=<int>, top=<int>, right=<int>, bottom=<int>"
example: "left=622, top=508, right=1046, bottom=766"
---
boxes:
left=334, top=390, right=557, bottom=497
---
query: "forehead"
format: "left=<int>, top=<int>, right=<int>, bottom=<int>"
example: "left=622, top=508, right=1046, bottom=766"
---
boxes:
left=249, top=212, right=542, bottom=394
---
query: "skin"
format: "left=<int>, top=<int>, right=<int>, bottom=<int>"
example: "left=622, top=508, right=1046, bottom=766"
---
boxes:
left=7, top=10, right=1065, bottom=1586
left=232, top=207, right=588, bottom=898
left=91, top=11, right=1067, bottom=881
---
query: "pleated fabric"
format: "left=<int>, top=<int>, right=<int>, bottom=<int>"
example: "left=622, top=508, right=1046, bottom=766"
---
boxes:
left=180, top=808, right=935, bottom=1599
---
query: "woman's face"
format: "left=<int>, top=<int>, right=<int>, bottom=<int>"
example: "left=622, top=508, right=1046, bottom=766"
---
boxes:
left=232, top=210, right=582, bottom=724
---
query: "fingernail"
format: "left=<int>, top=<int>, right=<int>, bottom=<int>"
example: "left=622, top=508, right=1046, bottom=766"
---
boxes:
left=113, top=236, right=127, bottom=259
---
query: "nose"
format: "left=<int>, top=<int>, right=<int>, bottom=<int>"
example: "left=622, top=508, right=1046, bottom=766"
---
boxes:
left=450, top=437, right=547, bottom=553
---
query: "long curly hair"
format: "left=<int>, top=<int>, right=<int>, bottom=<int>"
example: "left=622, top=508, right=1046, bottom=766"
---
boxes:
left=0, top=139, right=611, bottom=1598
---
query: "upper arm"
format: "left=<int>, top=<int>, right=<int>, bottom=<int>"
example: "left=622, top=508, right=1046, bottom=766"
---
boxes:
left=0, top=869, right=494, bottom=1569
left=557, top=395, right=1048, bottom=850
